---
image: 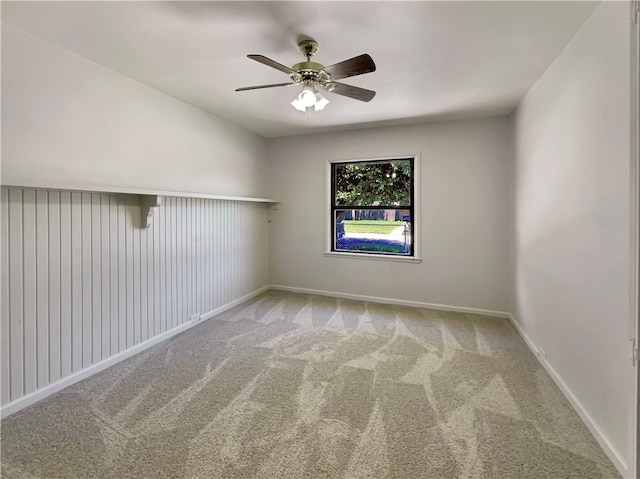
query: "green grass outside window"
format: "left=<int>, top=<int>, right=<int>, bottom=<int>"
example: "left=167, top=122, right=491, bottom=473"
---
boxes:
left=342, top=220, right=405, bottom=234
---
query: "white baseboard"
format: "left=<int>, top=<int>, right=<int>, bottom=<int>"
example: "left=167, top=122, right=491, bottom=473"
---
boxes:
left=200, top=285, right=269, bottom=321
left=268, top=284, right=510, bottom=319
left=507, top=313, right=629, bottom=478
left=0, top=285, right=269, bottom=419
left=505, top=312, right=540, bottom=356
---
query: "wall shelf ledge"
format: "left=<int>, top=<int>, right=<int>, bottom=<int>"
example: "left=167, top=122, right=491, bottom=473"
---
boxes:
left=2, top=184, right=280, bottom=229
left=1, top=183, right=279, bottom=204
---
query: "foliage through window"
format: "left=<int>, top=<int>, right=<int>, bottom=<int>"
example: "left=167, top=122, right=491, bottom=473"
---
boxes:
left=331, top=158, right=414, bottom=256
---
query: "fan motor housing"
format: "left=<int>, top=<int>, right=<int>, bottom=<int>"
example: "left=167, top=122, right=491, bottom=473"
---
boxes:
left=292, top=62, right=329, bottom=81
left=292, top=61, right=324, bottom=72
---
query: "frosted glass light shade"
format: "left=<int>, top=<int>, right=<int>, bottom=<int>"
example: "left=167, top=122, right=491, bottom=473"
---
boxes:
left=299, top=87, right=316, bottom=107
left=291, top=84, right=329, bottom=112
left=291, top=97, right=307, bottom=111
left=314, top=92, right=329, bottom=111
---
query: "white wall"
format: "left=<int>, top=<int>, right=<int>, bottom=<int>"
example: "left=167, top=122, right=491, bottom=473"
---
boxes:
left=268, top=117, right=512, bottom=313
left=1, top=24, right=269, bottom=198
left=513, top=2, right=633, bottom=474
left=1, top=187, right=269, bottom=413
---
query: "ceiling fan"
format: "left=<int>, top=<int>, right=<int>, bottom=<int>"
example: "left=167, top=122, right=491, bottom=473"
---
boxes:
left=235, top=40, right=376, bottom=112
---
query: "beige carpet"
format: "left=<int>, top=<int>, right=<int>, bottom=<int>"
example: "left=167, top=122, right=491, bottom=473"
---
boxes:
left=1, top=291, right=620, bottom=478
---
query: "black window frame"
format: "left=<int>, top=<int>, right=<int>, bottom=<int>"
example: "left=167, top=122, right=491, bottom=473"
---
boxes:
left=330, top=157, right=415, bottom=257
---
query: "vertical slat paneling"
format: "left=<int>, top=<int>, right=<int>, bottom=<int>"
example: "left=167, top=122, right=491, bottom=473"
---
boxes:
left=1, top=188, right=268, bottom=408
left=216, top=200, right=223, bottom=310
left=184, top=198, right=190, bottom=317
left=218, top=200, right=224, bottom=307
left=211, top=200, right=217, bottom=311
left=81, top=193, right=92, bottom=368
left=71, top=193, right=83, bottom=373
left=165, top=198, right=171, bottom=330
left=126, top=200, right=134, bottom=349
left=48, top=191, right=61, bottom=384
left=198, top=198, right=205, bottom=313
left=176, top=199, right=183, bottom=325
left=109, top=195, right=119, bottom=356
left=22, top=190, right=37, bottom=395
left=1, top=189, right=11, bottom=403
left=192, top=199, right=198, bottom=317
left=183, top=198, right=189, bottom=321
left=91, top=194, right=101, bottom=363
left=171, top=198, right=178, bottom=328
left=162, top=198, right=170, bottom=331
left=117, top=198, right=127, bottom=353
left=153, top=204, right=161, bottom=337
left=203, top=199, right=209, bottom=312
left=234, top=202, right=239, bottom=299
left=210, top=199, right=214, bottom=311
left=218, top=201, right=223, bottom=308
left=100, top=194, right=110, bottom=360
left=186, top=198, right=191, bottom=315
left=182, top=198, right=188, bottom=323
left=166, top=198, right=173, bottom=331
left=59, top=192, right=72, bottom=377
left=35, top=190, right=49, bottom=389
left=132, top=210, right=141, bottom=344
left=187, top=198, right=192, bottom=318
left=223, top=201, right=230, bottom=306
left=227, top=201, right=233, bottom=305
left=230, top=202, right=234, bottom=301
left=232, top=202, right=237, bottom=300
left=146, top=211, right=154, bottom=339
left=140, top=212, right=148, bottom=342
left=241, top=203, right=245, bottom=294
left=8, top=189, right=23, bottom=400
left=198, top=199, right=203, bottom=312
left=238, top=203, right=244, bottom=295
left=160, top=199, right=167, bottom=334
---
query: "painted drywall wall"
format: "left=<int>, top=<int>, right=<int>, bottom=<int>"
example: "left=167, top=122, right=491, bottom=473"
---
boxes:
left=506, top=114, right=517, bottom=319
left=1, top=25, right=269, bottom=198
left=267, top=117, right=512, bottom=312
left=513, top=2, right=633, bottom=473
left=1, top=187, right=269, bottom=412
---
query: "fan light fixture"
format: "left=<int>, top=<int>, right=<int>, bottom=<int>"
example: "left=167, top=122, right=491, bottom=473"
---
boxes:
left=291, top=84, right=329, bottom=112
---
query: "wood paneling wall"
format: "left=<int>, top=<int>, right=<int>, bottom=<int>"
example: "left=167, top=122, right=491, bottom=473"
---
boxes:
left=0, top=187, right=269, bottom=406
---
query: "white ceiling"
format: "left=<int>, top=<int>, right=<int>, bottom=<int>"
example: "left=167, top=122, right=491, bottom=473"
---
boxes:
left=2, top=1, right=598, bottom=138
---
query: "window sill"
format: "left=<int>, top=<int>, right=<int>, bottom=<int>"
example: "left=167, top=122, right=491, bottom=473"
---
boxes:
left=324, top=251, right=422, bottom=263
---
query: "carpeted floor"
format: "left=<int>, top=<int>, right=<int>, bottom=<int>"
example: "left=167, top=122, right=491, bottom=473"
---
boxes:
left=1, top=291, right=620, bottom=478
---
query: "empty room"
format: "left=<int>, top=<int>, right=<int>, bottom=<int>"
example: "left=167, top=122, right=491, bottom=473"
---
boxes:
left=1, top=1, right=638, bottom=478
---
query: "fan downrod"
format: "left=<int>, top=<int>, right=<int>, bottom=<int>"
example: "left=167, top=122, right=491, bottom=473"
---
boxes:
left=299, top=40, right=319, bottom=59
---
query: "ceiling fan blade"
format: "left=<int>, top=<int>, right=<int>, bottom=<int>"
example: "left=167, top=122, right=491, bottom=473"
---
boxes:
left=247, top=54, right=297, bottom=75
left=322, top=54, right=376, bottom=81
left=236, top=82, right=297, bottom=91
left=327, top=82, right=376, bottom=102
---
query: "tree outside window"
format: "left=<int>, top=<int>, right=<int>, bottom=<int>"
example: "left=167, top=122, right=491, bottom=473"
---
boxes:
left=330, top=158, right=414, bottom=256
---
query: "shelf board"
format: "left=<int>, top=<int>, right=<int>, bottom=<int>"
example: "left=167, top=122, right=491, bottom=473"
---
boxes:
left=1, top=183, right=279, bottom=204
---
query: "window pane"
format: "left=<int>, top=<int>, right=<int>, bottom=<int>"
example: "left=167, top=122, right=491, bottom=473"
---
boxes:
left=335, top=209, right=412, bottom=255
left=334, top=160, right=412, bottom=207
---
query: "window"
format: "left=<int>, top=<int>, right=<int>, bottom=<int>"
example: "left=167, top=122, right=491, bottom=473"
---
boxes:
left=329, top=157, right=416, bottom=258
